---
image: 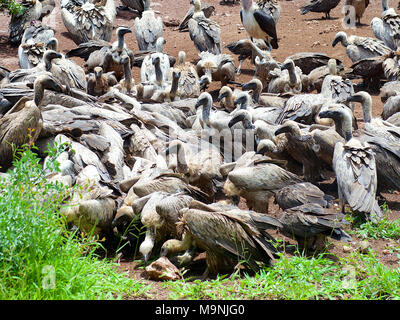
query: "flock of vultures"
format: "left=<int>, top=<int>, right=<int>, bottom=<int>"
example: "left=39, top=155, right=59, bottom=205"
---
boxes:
left=1, top=0, right=400, bottom=279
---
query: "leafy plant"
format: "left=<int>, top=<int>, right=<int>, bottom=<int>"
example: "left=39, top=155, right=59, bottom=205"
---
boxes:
left=0, top=0, right=25, bottom=15
left=0, top=143, right=150, bottom=299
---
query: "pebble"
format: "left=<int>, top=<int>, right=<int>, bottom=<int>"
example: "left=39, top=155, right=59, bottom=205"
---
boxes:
left=358, top=240, right=370, bottom=254
left=343, top=245, right=352, bottom=253
left=383, top=249, right=390, bottom=255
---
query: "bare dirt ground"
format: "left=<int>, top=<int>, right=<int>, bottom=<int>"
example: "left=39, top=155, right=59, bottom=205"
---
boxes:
left=1, top=0, right=399, bottom=299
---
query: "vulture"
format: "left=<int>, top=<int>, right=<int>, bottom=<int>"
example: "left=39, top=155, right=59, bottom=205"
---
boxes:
left=134, top=0, right=163, bottom=51
left=18, top=21, right=55, bottom=69
left=188, top=0, right=221, bottom=55
left=66, top=26, right=135, bottom=80
left=8, top=0, right=55, bottom=45
left=343, top=0, right=370, bottom=25
left=196, top=51, right=236, bottom=90
left=371, top=0, right=400, bottom=51
left=160, top=206, right=281, bottom=278
left=0, top=75, right=64, bottom=172
left=240, top=0, right=278, bottom=50
left=318, top=105, right=382, bottom=222
left=179, top=1, right=215, bottom=32
left=300, top=0, right=341, bottom=20
left=278, top=203, right=352, bottom=251
left=61, top=0, right=116, bottom=45
left=274, top=182, right=334, bottom=210
left=268, top=59, right=302, bottom=94
left=225, top=38, right=270, bottom=74
left=332, top=31, right=391, bottom=63
left=140, top=37, right=171, bottom=87
left=224, top=159, right=302, bottom=213
left=174, top=51, right=200, bottom=99
left=86, top=67, right=118, bottom=96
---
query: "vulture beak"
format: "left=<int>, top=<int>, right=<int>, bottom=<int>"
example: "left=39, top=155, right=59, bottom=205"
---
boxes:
left=332, top=36, right=341, bottom=47
left=346, top=94, right=363, bottom=103
left=275, top=126, right=290, bottom=136
left=228, top=113, right=246, bottom=128
left=195, top=96, right=208, bottom=109
left=233, top=95, right=246, bottom=107
left=242, top=82, right=257, bottom=92
left=217, top=91, right=227, bottom=102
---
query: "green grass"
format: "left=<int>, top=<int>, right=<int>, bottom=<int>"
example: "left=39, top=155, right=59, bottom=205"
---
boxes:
left=0, top=144, right=151, bottom=299
left=162, top=250, right=400, bottom=300
left=346, top=203, right=400, bottom=240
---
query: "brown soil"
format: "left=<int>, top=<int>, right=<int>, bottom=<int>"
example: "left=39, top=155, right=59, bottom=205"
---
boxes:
left=1, top=0, right=399, bottom=299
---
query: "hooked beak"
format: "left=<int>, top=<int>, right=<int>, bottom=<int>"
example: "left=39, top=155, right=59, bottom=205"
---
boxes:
left=332, top=37, right=340, bottom=47
left=199, top=77, right=209, bottom=91
left=346, top=94, right=363, bottom=103
left=275, top=126, right=290, bottom=136
left=233, top=95, right=246, bottom=107
left=318, top=110, right=334, bottom=119
left=195, top=97, right=207, bottom=109
left=242, top=82, right=257, bottom=92
left=228, top=113, right=245, bottom=128
left=217, top=92, right=227, bottom=102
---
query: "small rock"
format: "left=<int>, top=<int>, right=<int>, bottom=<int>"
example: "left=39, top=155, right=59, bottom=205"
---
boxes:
left=343, top=245, right=352, bottom=253
left=383, top=249, right=390, bottom=255
left=145, top=257, right=182, bottom=281
left=358, top=240, right=370, bottom=254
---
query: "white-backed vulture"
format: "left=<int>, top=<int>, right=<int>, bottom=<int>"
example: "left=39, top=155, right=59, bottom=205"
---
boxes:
left=87, top=66, right=118, bottom=96
left=343, top=0, right=369, bottom=25
left=371, top=0, right=400, bottom=50
left=278, top=203, right=351, bottom=250
left=61, top=0, right=116, bottom=45
left=134, top=0, right=163, bottom=51
left=188, top=0, right=221, bottom=55
left=160, top=206, right=280, bottom=278
left=66, top=27, right=135, bottom=81
left=9, top=0, right=55, bottom=45
left=196, top=51, right=236, bottom=90
left=300, top=0, right=340, bottom=19
left=275, top=120, right=326, bottom=182
left=347, top=91, right=400, bottom=143
left=224, top=159, right=302, bottom=213
left=225, top=38, right=270, bottom=74
left=0, top=75, right=63, bottom=172
left=140, top=37, right=170, bottom=87
left=174, top=51, right=200, bottom=99
left=318, top=105, right=382, bottom=222
left=18, top=21, right=55, bottom=69
left=268, top=59, right=302, bottom=94
left=179, top=1, right=215, bottom=32
left=332, top=31, right=391, bottom=63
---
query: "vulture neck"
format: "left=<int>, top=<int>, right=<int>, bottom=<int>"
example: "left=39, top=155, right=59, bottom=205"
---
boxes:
left=123, top=58, right=133, bottom=91
left=154, top=60, right=163, bottom=86
left=201, top=98, right=213, bottom=126
left=117, top=33, right=126, bottom=52
left=241, top=0, right=254, bottom=11
left=239, top=95, right=251, bottom=110
left=33, top=81, right=45, bottom=108
left=361, top=96, right=373, bottom=123
left=340, top=112, right=354, bottom=142
left=382, top=0, right=389, bottom=12
left=169, top=74, right=180, bottom=101
left=251, top=81, right=262, bottom=103
left=43, top=55, right=54, bottom=72
left=144, top=0, right=151, bottom=11
left=174, top=142, right=189, bottom=173
left=286, top=63, right=298, bottom=86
